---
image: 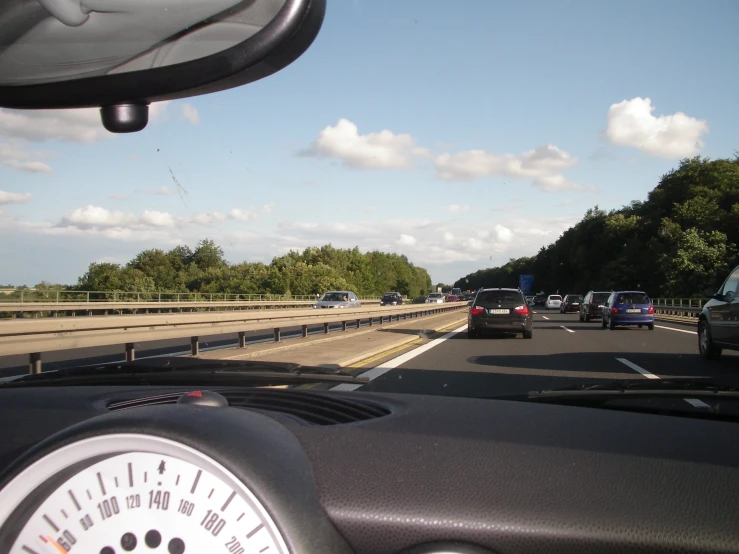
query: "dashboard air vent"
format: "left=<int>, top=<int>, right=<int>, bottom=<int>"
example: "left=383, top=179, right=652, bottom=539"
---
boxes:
left=107, top=389, right=390, bottom=425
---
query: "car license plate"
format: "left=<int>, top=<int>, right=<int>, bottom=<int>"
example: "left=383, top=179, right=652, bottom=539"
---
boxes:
left=489, top=309, right=509, bottom=314
left=626, top=309, right=641, bottom=313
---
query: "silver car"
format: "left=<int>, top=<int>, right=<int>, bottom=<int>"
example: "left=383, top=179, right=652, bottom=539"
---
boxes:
left=425, top=292, right=445, bottom=304
left=313, top=291, right=361, bottom=309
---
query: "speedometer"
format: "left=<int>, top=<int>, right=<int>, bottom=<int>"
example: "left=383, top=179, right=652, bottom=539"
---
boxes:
left=0, top=434, right=289, bottom=554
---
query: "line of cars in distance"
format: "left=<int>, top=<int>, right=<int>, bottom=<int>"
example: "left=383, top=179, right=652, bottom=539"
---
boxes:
left=469, top=287, right=656, bottom=339
left=545, top=289, right=657, bottom=331
left=312, top=290, right=405, bottom=308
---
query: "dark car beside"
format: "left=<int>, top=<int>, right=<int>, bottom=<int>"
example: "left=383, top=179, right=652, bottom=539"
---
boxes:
left=468, top=288, right=533, bottom=339
left=579, top=290, right=612, bottom=322
left=560, top=294, right=583, bottom=313
left=698, top=264, right=739, bottom=360
left=533, top=293, right=547, bottom=307
left=380, top=292, right=403, bottom=306
left=601, top=291, right=655, bottom=330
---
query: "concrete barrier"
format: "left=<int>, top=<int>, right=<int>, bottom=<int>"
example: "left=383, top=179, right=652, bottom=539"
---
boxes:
left=0, top=302, right=469, bottom=373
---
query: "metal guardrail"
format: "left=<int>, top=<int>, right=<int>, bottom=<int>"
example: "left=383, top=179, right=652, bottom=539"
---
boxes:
left=0, top=290, right=391, bottom=303
left=0, top=302, right=468, bottom=374
left=0, top=299, right=384, bottom=316
left=653, top=298, right=706, bottom=309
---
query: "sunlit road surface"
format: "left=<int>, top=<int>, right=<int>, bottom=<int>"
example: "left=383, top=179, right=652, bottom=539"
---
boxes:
left=350, top=312, right=738, bottom=398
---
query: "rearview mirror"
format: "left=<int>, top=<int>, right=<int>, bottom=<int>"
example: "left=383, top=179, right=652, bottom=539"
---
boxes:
left=0, top=0, right=326, bottom=132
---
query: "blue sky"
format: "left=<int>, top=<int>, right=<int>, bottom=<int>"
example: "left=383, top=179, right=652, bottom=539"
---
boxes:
left=0, top=0, right=737, bottom=286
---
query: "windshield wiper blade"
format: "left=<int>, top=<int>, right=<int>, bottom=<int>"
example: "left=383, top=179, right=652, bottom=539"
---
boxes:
left=484, top=377, right=739, bottom=403
left=0, top=358, right=368, bottom=387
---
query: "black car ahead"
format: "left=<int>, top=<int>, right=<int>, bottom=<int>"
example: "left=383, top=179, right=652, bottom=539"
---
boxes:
left=698, top=265, right=739, bottom=360
left=534, top=294, right=547, bottom=306
left=380, top=292, right=403, bottom=306
left=468, top=288, right=533, bottom=339
left=560, top=294, right=583, bottom=313
left=579, top=290, right=612, bottom=322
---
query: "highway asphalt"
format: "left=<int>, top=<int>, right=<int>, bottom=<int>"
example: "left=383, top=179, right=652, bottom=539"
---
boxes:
left=355, top=310, right=739, bottom=398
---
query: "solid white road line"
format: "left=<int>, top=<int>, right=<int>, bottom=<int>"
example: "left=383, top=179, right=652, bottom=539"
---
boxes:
left=332, top=323, right=469, bottom=391
left=560, top=326, right=575, bottom=333
left=655, top=325, right=696, bottom=335
left=616, top=357, right=661, bottom=379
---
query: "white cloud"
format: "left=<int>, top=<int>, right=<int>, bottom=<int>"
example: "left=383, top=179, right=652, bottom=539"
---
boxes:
left=262, top=202, right=276, bottom=214
left=3, top=204, right=582, bottom=285
left=182, top=103, right=200, bottom=125
left=61, top=206, right=137, bottom=229
left=433, top=144, right=580, bottom=192
left=606, top=97, right=709, bottom=158
left=139, top=210, right=176, bottom=227
left=0, top=141, right=53, bottom=173
left=229, top=208, right=259, bottom=222
left=444, top=204, right=470, bottom=213
left=0, top=190, right=31, bottom=204
left=0, top=102, right=170, bottom=173
left=397, top=234, right=417, bottom=247
left=532, top=174, right=581, bottom=192
left=0, top=108, right=107, bottom=144
left=300, top=118, right=428, bottom=169
left=494, top=224, right=514, bottom=243
left=108, top=193, right=126, bottom=200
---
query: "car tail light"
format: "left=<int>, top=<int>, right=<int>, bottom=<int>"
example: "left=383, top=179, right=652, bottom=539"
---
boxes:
left=471, top=306, right=484, bottom=315
left=611, top=307, right=618, bottom=314
left=514, top=305, right=529, bottom=315
left=648, top=305, right=654, bottom=314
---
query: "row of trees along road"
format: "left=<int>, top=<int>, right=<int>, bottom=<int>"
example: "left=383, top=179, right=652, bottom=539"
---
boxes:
left=454, top=155, right=739, bottom=298
left=71, top=242, right=434, bottom=298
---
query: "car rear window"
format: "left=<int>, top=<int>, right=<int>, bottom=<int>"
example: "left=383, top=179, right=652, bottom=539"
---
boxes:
left=476, top=291, right=524, bottom=305
left=568, top=296, right=583, bottom=301
left=549, top=295, right=562, bottom=300
left=592, top=293, right=610, bottom=304
left=615, top=293, right=650, bottom=305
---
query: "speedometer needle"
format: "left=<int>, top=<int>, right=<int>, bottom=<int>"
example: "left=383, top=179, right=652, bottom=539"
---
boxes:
left=42, top=536, right=68, bottom=554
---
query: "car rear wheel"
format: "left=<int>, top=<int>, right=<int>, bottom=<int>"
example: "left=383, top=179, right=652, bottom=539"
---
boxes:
left=638, top=324, right=643, bottom=328
left=698, top=320, right=722, bottom=360
left=467, top=327, right=478, bottom=339
left=523, top=329, right=533, bottom=339
left=585, top=314, right=591, bottom=323
left=648, top=323, right=654, bottom=330
left=608, top=319, right=615, bottom=330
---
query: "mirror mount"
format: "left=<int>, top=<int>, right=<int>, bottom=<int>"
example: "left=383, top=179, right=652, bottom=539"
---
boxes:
left=101, top=104, right=149, bottom=133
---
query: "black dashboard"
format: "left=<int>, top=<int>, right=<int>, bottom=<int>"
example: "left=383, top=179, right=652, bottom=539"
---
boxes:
left=0, top=385, right=738, bottom=554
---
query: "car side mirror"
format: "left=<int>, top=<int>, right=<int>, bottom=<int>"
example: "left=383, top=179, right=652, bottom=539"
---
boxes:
left=712, top=293, right=726, bottom=301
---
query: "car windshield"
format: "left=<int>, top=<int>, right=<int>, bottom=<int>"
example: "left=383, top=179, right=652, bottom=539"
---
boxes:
left=476, top=291, right=523, bottom=305
left=615, top=293, right=650, bottom=305
left=321, top=293, right=346, bottom=302
left=0, top=1, right=737, bottom=425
